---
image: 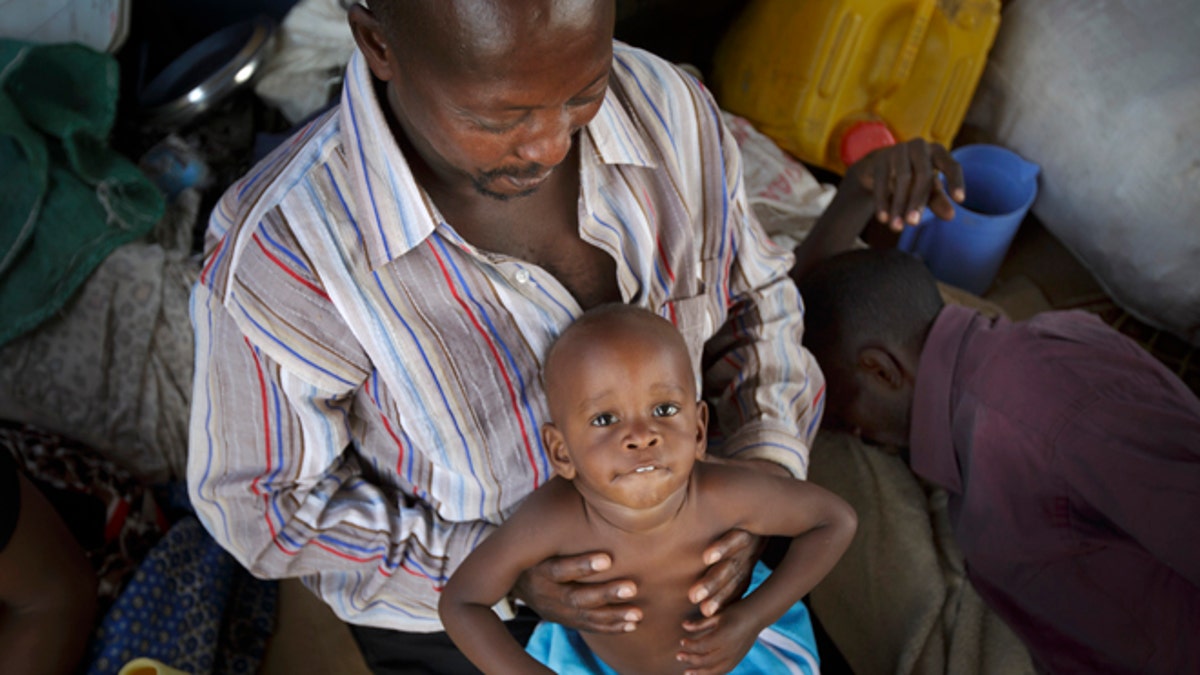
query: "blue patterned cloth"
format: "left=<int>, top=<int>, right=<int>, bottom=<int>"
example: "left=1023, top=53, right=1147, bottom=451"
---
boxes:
left=85, top=516, right=277, bottom=675
left=526, top=562, right=820, bottom=674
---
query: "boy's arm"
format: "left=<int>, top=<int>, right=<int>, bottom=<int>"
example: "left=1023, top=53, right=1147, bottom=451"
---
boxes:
left=677, top=464, right=857, bottom=673
left=439, top=481, right=576, bottom=675
left=791, top=139, right=964, bottom=282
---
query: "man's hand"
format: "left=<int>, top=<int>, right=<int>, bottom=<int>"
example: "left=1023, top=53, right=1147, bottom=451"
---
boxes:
left=513, top=552, right=643, bottom=633
left=676, top=603, right=761, bottom=675
left=688, top=529, right=761, bottom=619
left=847, top=138, right=965, bottom=233
left=684, top=457, right=783, bottom=617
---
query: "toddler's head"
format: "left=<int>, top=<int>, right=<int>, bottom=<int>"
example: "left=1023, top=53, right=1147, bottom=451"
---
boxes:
left=542, top=305, right=707, bottom=509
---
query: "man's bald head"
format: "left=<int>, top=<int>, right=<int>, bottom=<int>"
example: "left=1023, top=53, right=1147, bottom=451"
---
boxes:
left=369, top=0, right=615, bottom=76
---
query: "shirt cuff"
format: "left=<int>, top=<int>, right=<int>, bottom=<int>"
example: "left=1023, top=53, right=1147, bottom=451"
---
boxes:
left=716, top=422, right=811, bottom=480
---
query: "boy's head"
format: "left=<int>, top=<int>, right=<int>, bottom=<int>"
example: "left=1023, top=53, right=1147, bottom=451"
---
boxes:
left=542, top=304, right=707, bottom=510
left=797, top=249, right=944, bottom=448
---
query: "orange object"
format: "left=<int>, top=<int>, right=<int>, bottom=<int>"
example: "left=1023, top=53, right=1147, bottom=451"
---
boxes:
left=712, top=0, right=1001, bottom=174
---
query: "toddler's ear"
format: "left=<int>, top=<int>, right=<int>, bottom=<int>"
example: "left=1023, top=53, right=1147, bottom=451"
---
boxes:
left=543, top=424, right=576, bottom=480
left=694, top=400, right=709, bottom=459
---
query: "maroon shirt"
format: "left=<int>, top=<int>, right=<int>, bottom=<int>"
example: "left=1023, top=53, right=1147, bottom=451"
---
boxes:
left=910, top=305, right=1200, bottom=674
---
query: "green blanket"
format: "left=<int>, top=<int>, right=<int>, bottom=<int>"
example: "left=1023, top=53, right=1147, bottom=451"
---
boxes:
left=0, top=40, right=163, bottom=347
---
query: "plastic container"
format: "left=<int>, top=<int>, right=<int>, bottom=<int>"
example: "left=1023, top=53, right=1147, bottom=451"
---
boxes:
left=897, top=144, right=1039, bottom=295
left=712, top=0, right=1002, bottom=174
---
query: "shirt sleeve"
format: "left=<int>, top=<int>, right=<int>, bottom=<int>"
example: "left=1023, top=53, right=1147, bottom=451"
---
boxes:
left=694, top=85, right=826, bottom=480
left=189, top=234, right=503, bottom=629
left=1061, top=384, right=1200, bottom=590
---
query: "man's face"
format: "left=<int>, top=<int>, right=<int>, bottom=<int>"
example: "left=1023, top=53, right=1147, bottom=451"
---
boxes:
left=824, top=370, right=911, bottom=450
left=545, top=321, right=707, bottom=511
left=382, top=3, right=614, bottom=201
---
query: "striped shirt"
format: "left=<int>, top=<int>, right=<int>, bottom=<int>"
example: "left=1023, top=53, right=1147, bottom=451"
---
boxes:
left=188, top=42, right=824, bottom=632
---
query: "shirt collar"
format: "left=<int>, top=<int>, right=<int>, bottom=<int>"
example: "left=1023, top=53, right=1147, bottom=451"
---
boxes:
left=339, top=45, right=656, bottom=271
left=908, top=304, right=980, bottom=494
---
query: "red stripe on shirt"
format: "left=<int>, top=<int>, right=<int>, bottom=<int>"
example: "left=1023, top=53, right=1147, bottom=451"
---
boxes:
left=253, top=233, right=331, bottom=300
left=427, top=241, right=541, bottom=488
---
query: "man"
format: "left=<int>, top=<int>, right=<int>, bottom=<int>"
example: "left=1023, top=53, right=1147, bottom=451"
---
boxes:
left=797, top=248, right=1200, bottom=674
left=187, top=0, right=956, bottom=671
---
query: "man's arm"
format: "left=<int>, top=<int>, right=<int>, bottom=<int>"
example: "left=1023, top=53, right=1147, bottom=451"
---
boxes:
left=700, top=94, right=824, bottom=480
left=189, top=282, right=496, bottom=627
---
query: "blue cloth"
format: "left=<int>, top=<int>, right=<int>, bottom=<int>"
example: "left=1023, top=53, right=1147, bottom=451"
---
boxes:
left=526, top=562, right=820, bottom=674
left=85, top=516, right=277, bottom=675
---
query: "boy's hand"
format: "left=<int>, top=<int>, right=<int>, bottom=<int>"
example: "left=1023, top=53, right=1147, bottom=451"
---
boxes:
left=688, top=528, right=760, bottom=618
left=847, top=138, right=965, bottom=233
left=513, top=552, right=643, bottom=633
left=792, top=138, right=965, bottom=281
left=676, top=604, right=761, bottom=675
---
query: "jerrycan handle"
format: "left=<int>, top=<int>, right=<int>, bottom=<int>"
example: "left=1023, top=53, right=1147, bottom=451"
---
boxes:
left=881, top=0, right=937, bottom=98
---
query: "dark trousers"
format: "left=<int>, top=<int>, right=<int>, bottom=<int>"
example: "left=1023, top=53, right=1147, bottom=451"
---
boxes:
left=348, top=607, right=541, bottom=675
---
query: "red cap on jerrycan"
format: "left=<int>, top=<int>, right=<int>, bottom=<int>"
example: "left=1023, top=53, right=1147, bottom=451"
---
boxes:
left=839, top=120, right=897, bottom=167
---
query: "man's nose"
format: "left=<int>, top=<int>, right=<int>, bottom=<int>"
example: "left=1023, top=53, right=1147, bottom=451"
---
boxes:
left=515, top=110, right=573, bottom=167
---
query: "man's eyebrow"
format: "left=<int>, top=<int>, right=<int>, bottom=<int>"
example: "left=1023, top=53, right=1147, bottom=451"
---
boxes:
left=495, top=68, right=611, bottom=112
left=575, top=68, right=611, bottom=95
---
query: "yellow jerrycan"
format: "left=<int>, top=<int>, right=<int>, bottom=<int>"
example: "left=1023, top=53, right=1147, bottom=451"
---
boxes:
left=712, top=0, right=1001, bottom=174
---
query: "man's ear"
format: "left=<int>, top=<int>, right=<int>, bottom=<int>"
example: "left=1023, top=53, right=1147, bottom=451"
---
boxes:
left=348, top=4, right=396, bottom=82
left=858, top=346, right=906, bottom=391
left=542, top=424, right=575, bottom=480
left=694, top=400, right=709, bottom=460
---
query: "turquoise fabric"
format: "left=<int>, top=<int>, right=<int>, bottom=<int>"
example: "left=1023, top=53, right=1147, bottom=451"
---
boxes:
left=0, top=40, right=163, bottom=347
left=527, top=562, right=821, bottom=674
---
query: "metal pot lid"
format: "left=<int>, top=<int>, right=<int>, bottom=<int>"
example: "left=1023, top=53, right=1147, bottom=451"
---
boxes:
left=138, top=16, right=276, bottom=128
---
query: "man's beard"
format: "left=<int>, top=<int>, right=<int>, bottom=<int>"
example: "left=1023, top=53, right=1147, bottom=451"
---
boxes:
left=472, top=163, right=550, bottom=201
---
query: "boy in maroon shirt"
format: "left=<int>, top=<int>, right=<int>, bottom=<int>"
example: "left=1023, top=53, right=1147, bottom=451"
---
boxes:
left=797, top=248, right=1200, bottom=675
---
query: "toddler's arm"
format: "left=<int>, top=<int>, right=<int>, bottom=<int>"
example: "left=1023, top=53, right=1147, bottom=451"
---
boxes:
left=439, top=481, right=575, bottom=675
left=678, top=464, right=857, bottom=674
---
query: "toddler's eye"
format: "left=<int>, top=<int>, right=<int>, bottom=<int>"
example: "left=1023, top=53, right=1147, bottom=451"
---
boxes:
left=590, top=413, right=617, bottom=427
left=653, top=403, right=680, bottom=417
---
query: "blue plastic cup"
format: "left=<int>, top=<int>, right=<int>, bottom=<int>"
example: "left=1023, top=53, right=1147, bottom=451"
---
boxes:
left=897, top=144, right=1040, bottom=295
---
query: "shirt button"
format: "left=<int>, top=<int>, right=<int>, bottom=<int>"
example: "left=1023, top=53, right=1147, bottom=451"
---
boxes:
left=514, top=269, right=531, bottom=284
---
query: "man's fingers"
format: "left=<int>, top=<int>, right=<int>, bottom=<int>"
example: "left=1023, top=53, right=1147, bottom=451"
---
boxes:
left=697, top=560, right=744, bottom=616
left=691, top=531, right=753, bottom=606
left=571, top=602, right=644, bottom=634
left=540, top=551, right=611, bottom=583
left=700, top=529, right=754, bottom=567
left=689, top=559, right=734, bottom=605
left=682, top=615, right=720, bottom=634
left=566, top=578, right=639, bottom=610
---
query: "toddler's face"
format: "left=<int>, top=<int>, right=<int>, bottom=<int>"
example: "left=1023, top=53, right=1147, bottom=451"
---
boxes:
left=545, top=317, right=706, bottom=511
